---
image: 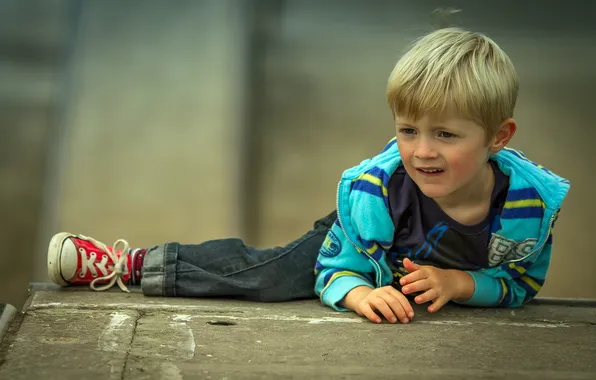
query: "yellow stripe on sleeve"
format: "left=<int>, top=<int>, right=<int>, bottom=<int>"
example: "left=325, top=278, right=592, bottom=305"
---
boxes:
left=356, top=174, right=388, bottom=197
left=504, top=199, right=544, bottom=209
left=508, top=263, right=526, bottom=275
left=499, top=278, right=509, bottom=303
left=520, top=275, right=542, bottom=293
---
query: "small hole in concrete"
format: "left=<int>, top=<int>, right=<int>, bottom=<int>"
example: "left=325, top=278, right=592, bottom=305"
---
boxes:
left=207, top=320, right=237, bottom=326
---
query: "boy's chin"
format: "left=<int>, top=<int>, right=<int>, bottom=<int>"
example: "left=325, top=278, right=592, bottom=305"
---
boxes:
left=416, top=185, right=455, bottom=200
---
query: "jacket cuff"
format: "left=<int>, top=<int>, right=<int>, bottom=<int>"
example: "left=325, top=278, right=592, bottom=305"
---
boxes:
left=454, top=271, right=501, bottom=307
left=321, top=275, right=374, bottom=311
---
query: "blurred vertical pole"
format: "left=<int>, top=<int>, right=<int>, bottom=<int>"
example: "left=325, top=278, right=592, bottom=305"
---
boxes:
left=235, top=0, right=285, bottom=244
left=31, top=0, right=83, bottom=284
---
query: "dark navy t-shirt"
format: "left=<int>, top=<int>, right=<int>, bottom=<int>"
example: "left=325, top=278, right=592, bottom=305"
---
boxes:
left=386, top=160, right=509, bottom=279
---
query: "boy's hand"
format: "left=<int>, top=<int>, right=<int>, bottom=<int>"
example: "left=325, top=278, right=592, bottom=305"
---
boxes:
left=342, top=285, right=414, bottom=324
left=399, top=258, right=474, bottom=313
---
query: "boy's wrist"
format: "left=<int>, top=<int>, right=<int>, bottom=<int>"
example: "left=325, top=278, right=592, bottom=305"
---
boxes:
left=447, top=269, right=475, bottom=302
left=341, top=286, right=373, bottom=311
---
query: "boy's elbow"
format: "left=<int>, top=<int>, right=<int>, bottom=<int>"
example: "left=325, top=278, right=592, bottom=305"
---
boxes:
left=499, top=276, right=545, bottom=308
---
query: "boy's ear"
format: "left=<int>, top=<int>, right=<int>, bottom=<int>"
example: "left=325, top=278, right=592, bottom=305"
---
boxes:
left=488, top=118, right=517, bottom=153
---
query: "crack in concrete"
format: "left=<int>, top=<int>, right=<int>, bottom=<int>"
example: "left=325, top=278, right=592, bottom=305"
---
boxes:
left=120, top=312, right=140, bottom=380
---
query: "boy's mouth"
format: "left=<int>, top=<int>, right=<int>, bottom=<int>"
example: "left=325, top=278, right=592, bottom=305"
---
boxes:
left=417, top=168, right=444, bottom=175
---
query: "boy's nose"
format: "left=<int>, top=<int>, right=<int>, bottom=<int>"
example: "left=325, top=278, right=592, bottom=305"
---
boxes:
left=413, top=139, right=439, bottom=159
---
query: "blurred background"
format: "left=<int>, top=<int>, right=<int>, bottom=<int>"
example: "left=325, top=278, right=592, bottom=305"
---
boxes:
left=1, top=0, right=594, bottom=310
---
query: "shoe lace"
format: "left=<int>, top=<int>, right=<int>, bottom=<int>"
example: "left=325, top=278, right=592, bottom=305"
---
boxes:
left=81, top=236, right=131, bottom=293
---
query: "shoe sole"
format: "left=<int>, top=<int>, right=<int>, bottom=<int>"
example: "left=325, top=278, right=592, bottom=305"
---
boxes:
left=47, top=232, right=72, bottom=287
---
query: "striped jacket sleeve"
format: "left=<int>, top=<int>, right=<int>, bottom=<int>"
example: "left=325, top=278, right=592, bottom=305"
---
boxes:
left=314, top=220, right=378, bottom=311
left=457, top=232, right=553, bottom=308
left=314, top=164, right=396, bottom=311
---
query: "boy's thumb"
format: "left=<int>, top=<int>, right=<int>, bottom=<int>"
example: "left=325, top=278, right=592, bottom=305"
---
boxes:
left=403, top=257, right=419, bottom=272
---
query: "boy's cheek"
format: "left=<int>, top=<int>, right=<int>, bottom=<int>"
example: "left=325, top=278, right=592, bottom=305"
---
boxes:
left=447, top=156, right=480, bottom=180
left=396, top=142, right=413, bottom=159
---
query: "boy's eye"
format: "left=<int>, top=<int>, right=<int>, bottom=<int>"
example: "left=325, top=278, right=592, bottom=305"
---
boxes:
left=399, top=128, right=416, bottom=135
left=438, top=131, right=456, bottom=139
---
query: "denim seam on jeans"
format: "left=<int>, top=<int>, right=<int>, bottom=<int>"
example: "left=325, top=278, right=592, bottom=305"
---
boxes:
left=163, top=241, right=179, bottom=297
left=222, top=229, right=321, bottom=277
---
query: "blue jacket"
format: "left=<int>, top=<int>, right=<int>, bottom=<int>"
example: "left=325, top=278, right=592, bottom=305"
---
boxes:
left=314, top=138, right=571, bottom=311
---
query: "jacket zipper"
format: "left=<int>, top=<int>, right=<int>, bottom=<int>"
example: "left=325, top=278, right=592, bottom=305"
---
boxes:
left=335, top=180, right=383, bottom=287
left=508, top=213, right=556, bottom=263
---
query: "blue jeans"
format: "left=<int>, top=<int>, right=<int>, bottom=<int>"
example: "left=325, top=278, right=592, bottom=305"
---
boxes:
left=141, top=211, right=336, bottom=301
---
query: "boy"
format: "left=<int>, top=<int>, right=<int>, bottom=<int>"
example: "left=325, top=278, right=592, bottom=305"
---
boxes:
left=47, top=28, right=570, bottom=324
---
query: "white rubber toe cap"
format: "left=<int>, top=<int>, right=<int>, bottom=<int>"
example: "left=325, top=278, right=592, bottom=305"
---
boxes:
left=59, top=238, right=78, bottom=281
left=48, top=232, right=78, bottom=286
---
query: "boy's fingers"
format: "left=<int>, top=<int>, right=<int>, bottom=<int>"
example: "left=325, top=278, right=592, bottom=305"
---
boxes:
left=403, top=258, right=419, bottom=272
left=401, top=279, right=431, bottom=294
left=428, top=297, right=449, bottom=313
left=371, top=298, right=398, bottom=323
left=381, top=293, right=409, bottom=323
left=414, top=288, right=437, bottom=304
left=400, top=269, right=427, bottom=286
left=359, top=303, right=382, bottom=324
left=388, top=288, right=415, bottom=319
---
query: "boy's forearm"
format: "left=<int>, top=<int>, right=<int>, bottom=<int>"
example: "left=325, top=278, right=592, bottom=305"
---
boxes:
left=447, top=269, right=475, bottom=302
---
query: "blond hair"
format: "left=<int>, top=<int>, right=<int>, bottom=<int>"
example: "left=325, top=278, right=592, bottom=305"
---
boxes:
left=387, top=28, right=518, bottom=139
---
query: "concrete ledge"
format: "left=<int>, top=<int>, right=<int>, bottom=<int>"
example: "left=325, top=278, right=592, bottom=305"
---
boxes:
left=0, top=303, right=18, bottom=345
left=1, top=289, right=595, bottom=379
left=26, top=282, right=596, bottom=307
left=23, top=288, right=596, bottom=326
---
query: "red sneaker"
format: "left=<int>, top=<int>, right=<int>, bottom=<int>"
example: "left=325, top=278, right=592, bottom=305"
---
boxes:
left=47, top=232, right=132, bottom=292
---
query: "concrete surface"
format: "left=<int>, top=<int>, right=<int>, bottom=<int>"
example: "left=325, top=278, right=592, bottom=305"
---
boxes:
left=0, top=290, right=595, bottom=379
left=0, top=304, right=17, bottom=345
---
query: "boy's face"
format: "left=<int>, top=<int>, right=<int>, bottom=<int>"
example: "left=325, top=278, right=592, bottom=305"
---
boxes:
left=395, top=113, right=504, bottom=202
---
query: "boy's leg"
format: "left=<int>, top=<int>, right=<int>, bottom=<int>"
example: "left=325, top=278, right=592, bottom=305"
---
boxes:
left=141, top=210, right=336, bottom=302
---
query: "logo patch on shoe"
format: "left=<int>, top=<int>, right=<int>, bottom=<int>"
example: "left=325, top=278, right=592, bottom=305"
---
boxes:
left=320, top=231, right=341, bottom=257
